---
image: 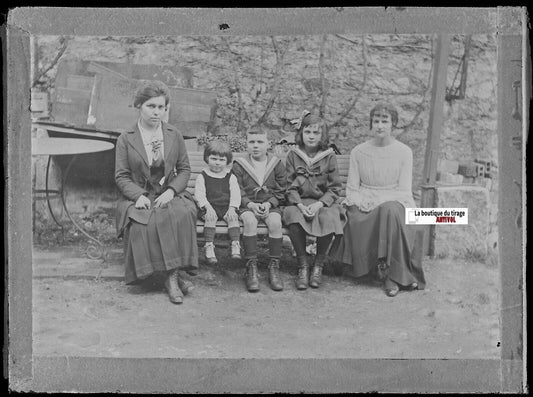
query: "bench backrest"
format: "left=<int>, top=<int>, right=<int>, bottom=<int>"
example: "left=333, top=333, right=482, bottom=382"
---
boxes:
left=186, top=151, right=350, bottom=196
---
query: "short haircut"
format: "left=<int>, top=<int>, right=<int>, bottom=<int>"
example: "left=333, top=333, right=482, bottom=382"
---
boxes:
left=133, top=80, right=171, bottom=108
left=294, top=113, right=329, bottom=151
left=369, top=102, right=399, bottom=129
left=203, top=140, right=233, bottom=164
left=246, top=126, right=269, bottom=138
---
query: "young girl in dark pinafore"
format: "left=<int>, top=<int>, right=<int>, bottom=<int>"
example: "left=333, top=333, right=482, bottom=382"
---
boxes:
left=283, top=111, right=346, bottom=290
left=194, top=141, right=241, bottom=264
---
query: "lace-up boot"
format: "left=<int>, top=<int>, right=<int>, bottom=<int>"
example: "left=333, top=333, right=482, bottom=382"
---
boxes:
left=245, top=259, right=260, bottom=292
left=309, top=255, right=326, bottom=288
left=295, top=256, right=309, bottom=290
left=164, top=269, right=184, bottom=304
left=268, top=258, right=283, bottom=291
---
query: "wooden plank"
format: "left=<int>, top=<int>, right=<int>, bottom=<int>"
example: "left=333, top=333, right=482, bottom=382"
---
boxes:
left=420, top=34, right=451, bottom=256
left=65, top=74, right=95, bottom=91
left=53, top=87, right=91, bottom=126
left=55, top=87, right=91, bottom=103
left=87, top=61, right=129, bottom=80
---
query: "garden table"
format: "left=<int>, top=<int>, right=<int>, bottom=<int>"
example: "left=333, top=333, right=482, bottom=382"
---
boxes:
left=32, top=137, right=114, bottom=260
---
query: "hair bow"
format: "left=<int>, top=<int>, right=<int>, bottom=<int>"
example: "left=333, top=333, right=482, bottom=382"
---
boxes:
left=290, top=110, right=311, bottom=130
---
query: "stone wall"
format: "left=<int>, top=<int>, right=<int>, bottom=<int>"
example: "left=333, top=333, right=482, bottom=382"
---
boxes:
left=33, top=34, right=498, bottom=258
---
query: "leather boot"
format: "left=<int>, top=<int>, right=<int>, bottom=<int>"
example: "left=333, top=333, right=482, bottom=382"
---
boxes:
left=295, top=256, right=309, bottom=290
left=245, top=259, right=260, bottom=292
left=164, top=269, right=184, bottom=304
left=309, top=255, right=326, bottom=288
left=177, top=276, right=194, bottom=295
left=268, top=258, right=284, bottom=291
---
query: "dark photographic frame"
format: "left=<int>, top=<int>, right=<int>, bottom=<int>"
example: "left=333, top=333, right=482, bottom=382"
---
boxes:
left=6, top=7, right=526, bottom=393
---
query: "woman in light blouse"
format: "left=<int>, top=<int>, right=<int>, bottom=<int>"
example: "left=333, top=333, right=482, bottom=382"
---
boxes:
left=335, top=103, right=426, bottom=297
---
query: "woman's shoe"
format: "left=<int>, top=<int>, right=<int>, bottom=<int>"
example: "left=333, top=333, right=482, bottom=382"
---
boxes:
left=384, top=277, right=399, bottom=297
left=376, top=259, right=389, bottom=281
left=404, top=282, right=418, bottom=291
left=165, top=270, right=184, bottom=304
left=177, top=277, right=194, bottom=295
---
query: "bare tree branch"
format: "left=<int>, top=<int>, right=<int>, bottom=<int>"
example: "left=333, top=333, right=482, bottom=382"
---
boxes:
left=331, top=35, right=368, bottom=129
left=221, top=37, right=245, bottom=134
left=318, top=35, right=329, bottom=118
left=255, top=36, right=288, bottom=126
left=396, top=37, right=435, bottom=133
left=32, top=36, right=69, bottom=88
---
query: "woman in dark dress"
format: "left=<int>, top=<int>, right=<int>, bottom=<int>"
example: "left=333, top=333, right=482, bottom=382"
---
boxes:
left=115, top=80, right=198, bottom=304
left=335, top=103, right=426, bottom=297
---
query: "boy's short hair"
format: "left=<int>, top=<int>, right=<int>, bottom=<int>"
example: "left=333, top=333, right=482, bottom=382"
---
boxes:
left=369, top=102, right=399, bottom=129
left=203, top=140, right=233, bottom=164
left=246, top=126, right=269, bottom=138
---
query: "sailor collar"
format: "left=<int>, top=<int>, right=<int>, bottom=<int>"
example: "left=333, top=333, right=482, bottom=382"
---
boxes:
left=291, top=147, right=334, bottom=167
left=234, top=154, right=281, bottom=187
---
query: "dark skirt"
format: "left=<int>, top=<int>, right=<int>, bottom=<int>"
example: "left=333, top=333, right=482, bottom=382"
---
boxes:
left=283, top=198, right=346, bottom=237
left=123, top=192, right=199, bottom=284
left=334, top=201, right=425, bottom=288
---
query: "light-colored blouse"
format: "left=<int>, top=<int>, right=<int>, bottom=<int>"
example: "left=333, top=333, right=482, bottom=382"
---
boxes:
left=138, top=121, right=164, bottom=166
left=344, top=139, right=416, bottom=212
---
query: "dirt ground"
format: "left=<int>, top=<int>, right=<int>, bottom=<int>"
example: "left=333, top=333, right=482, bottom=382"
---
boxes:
left=32, top=241, right=500, bottom=360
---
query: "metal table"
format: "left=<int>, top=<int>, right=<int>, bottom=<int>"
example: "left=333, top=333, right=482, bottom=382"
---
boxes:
left=32, top=137, right=115, bottom=259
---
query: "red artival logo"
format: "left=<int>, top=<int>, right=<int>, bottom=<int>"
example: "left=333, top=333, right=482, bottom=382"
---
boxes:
left=435, top=216, right=456, bottom=223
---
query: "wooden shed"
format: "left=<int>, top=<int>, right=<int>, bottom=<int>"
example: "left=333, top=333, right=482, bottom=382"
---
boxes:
left=34, top=59, right=218, bottom=185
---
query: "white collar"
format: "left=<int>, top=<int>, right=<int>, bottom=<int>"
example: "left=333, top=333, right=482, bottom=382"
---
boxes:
left=234, top=155, right=281, bottom=186
left=291, top=147, right=334, bottom=167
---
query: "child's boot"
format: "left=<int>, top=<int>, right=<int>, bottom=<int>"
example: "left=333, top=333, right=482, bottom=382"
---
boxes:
left=245, top=258, right=260, bottom=292
left=295, top=255, right=309, bottom=290
left=230, top=240, right=242, bottom=259
left=204, top=242, right=217, bottom=265
left=268, top=258, right=284, bottom=291
left=309, top=254, right=326, bottom=288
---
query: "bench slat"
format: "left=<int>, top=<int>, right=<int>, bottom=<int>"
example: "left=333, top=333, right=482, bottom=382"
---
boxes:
left=185, top=152, right=350, bottom=234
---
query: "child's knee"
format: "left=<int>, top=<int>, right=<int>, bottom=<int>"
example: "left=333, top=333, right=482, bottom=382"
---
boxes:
left=267, top=214, right=283, bottom=233
left=241, top=212, right=258, bottom=232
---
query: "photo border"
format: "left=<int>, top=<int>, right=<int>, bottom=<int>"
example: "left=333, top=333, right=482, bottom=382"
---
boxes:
left=5, top=7, right=526, bottom=393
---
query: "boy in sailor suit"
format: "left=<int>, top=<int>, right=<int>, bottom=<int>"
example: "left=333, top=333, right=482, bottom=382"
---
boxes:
left=232, top=127, right=287, bottom=292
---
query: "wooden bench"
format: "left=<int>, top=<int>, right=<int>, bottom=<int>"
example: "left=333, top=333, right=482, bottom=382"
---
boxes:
left=186, top=151, right=350, bottom=235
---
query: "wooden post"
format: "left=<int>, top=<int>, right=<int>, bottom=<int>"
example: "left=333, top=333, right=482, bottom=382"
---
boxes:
left=419, top=34, right=451, bottom=257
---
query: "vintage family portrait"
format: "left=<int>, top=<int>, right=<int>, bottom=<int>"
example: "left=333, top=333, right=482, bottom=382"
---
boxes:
left=6, top=7, right=526, bottom=393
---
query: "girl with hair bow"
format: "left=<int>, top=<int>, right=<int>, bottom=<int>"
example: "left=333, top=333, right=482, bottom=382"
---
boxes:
left=283, top=111, right=346, bottom=291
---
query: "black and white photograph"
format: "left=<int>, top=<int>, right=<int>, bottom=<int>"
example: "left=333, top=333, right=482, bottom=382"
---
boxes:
left=5, top=7, right=527, bottom=393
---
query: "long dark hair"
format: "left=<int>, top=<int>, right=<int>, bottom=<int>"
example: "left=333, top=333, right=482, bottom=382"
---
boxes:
left=294, top=113, right=329, bottom=151
left=133, top=80, right=171, bottom=108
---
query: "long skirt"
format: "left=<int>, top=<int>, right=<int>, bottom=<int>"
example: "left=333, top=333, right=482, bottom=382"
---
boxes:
left=123, top=193, right=199, bottom=284
left=334, top=201, right=425, bottom=288
left=283, top=198, right=346, bottom=237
